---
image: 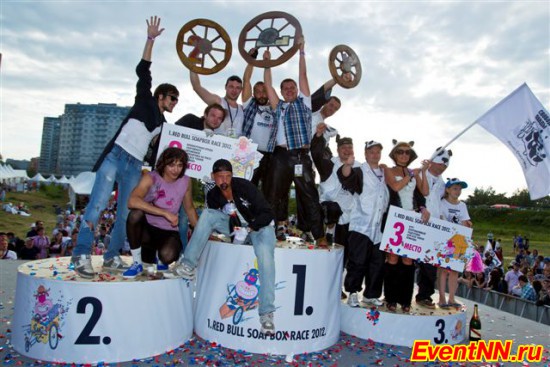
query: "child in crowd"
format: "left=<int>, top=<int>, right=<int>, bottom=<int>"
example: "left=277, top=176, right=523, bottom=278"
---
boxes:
left=438, top=178, right=473, bottom=308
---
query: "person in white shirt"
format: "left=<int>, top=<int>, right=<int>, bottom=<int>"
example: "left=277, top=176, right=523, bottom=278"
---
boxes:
left=0, top=233, right=17, bottom=260
left=505, top=261, right=524, bottom=295
left=338, top=141, right=389, bottom=307
left=190, top=72, right=244, bottom=138
left=416, top=147, right=452, bottom=309
left=438, top=178, right=472, bottom=308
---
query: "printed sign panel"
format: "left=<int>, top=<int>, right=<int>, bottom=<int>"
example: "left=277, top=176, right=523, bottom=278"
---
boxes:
left=157, top=125, right=262, bottom=180
left=193, top=241, right=343, bottom=355
left=380, top=206, right=475, bottom=272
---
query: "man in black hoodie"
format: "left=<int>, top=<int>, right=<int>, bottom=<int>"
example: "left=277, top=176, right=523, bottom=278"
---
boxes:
left=169, top=159, right=276, bottom=335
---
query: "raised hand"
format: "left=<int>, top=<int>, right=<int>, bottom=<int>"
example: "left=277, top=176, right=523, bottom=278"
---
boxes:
left=146, top=16, right=165, bottom=39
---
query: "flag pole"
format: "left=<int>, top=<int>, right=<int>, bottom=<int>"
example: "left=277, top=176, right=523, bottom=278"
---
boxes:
left=429, top=119, right=479, bottom=160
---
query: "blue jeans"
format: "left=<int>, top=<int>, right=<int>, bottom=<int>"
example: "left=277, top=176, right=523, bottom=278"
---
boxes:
left=74, top=144, right=142, bottom=260
left=178, top=205, right=189, bottom=251
left=183, top=208, right=276, bottom=315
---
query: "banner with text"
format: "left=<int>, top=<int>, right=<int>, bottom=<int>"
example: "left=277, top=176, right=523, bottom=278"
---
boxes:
left=157, top=125, right=262, bottom=180
left=193, top=241, right=343, bottom=355
left=381, top=205, right=475, bottom=272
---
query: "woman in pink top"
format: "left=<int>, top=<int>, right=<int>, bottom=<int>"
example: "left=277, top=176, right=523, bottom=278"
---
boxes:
left=123, top=147, right=199, bottom=278
left=32, top=227, right=50, bottom=259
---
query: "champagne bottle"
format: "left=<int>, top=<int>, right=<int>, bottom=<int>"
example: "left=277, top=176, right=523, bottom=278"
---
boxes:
left=469, top=304, right=481, bottom=342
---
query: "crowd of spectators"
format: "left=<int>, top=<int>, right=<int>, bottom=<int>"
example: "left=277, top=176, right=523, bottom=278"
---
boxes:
left=458, top=233, right=550, bottom=307
left=0, top=197, right=126, bottom=261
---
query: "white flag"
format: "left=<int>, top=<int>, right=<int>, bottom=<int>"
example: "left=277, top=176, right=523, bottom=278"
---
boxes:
left=476, top=83, right=550, bottom=200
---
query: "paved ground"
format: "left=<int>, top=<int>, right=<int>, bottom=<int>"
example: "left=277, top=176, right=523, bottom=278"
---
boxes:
left=1, top=260, right=548, bottom=366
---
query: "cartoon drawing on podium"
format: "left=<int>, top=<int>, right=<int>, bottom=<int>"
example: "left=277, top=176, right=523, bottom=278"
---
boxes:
left=23, top=285, right=70, bottom=352
left=219, top=259, right=284, bottom=325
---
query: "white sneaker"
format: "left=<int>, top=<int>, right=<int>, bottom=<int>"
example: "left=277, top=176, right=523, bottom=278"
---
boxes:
left=347, top=292, right=360, bottom=307
left=71, top=254, right=95, bottom=279
left=362, top=297, right=383, bottom=307
left=165, top=262, right=196, bottom=279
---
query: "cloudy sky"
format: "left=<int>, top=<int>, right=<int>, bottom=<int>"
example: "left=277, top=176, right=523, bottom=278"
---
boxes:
left=1, top=1, right=548, bottom=197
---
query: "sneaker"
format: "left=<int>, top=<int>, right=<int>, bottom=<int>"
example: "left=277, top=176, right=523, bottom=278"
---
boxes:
left=347, top=292, right=360, bottom=307
left=300, top=232, right=315, bottom=243
left=276, top=226, right=287, bottom=241
left=260, top=312, right=275, bottom=335
left=102, top=255, right=129, bottom=272
left=72, top=254, right=95, bottom=279
left=142, top=262, right=156, bottom=276
left=165, top=262, right=196, bottom=279
left=362, top=297, right=383, bottom=307
left=416, top=298, right=436, bottom=309
left=122, top=262, right=143, bottom=279
left=156, top=262, right=169, bottom=272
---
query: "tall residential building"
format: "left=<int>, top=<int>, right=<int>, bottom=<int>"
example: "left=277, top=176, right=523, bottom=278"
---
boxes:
left=38, top=116, right=61, bottom=174
left=57, top=103, right=130, bottom=176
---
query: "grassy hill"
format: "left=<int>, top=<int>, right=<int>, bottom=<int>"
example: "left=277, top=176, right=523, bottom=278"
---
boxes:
left=2, top=189, right=548, bottom=265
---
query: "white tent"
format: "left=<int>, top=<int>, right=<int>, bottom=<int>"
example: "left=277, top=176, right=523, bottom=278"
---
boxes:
left=12, top=169, right=30, bottom=181
left=68, top=171, right=96, bottom=210
left=29, top=173, right=47, bottom=182
left=45, top=175, right=58, bottom=185
left=57, top=175, right=70, bottom=184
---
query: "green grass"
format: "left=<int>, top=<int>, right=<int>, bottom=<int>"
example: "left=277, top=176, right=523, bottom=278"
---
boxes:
left=0, top=186, right=70, bottom=238
left=469, top=207, right=550, bottom=265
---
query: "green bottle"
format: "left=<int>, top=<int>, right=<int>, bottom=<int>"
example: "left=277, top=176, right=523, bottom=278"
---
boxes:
left=469, top=304, right=481, bottom=342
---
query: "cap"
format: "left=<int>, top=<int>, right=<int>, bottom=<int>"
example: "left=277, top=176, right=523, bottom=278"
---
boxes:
left=212, top=159, right=233, bottom=173
left=510, top=260, right=518, bottom=266
left=365, top=140, right=383, bottom=150
left=432, top=147, right=453, bottom=166
left=336, top=135, right=353, bottom=147
left=445, top=178, right=468, bottom=188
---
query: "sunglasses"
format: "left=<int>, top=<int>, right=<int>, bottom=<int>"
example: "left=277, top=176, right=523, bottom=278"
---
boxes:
left=166, top=95, right=179, bottom=102
left=395, top=149, right=411, bottom=156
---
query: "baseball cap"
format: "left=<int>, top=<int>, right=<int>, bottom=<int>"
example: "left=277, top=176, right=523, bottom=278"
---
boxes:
left=365, top=140, right=383, bottom=150
left=212, top=159, right=233, bottom=173
left=336, top=135, right=353, bottom=147
left=445, top=178, right=468, bottom=188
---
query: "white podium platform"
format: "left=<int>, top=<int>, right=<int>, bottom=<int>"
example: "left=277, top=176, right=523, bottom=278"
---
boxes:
left=193, top=240, right=344, bottom=356
left=11, top=256, right=194, bottom=363
left=341, top=299, right=467, bottom=347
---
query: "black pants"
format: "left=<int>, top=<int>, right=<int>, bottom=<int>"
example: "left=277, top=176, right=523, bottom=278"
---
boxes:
left=250, top=151, right=272, bottom=199
left=126, top=209, right=182, bottom=264
left=384, top=260, right=416, bottom=306
left=266, top=146, right=324, bottom=239
left=335, top=223, right=350, bottom=266
left=344, top=231, right=385, bottom=298
left=416, top=262, right=437, bottom=301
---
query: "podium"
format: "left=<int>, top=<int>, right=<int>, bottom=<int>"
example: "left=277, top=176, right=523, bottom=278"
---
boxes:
left=11, top=256, right=194, bottom=363
left=341, top=299, right=467, bottom=347
left=193, top=241, right=344, bottom=355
